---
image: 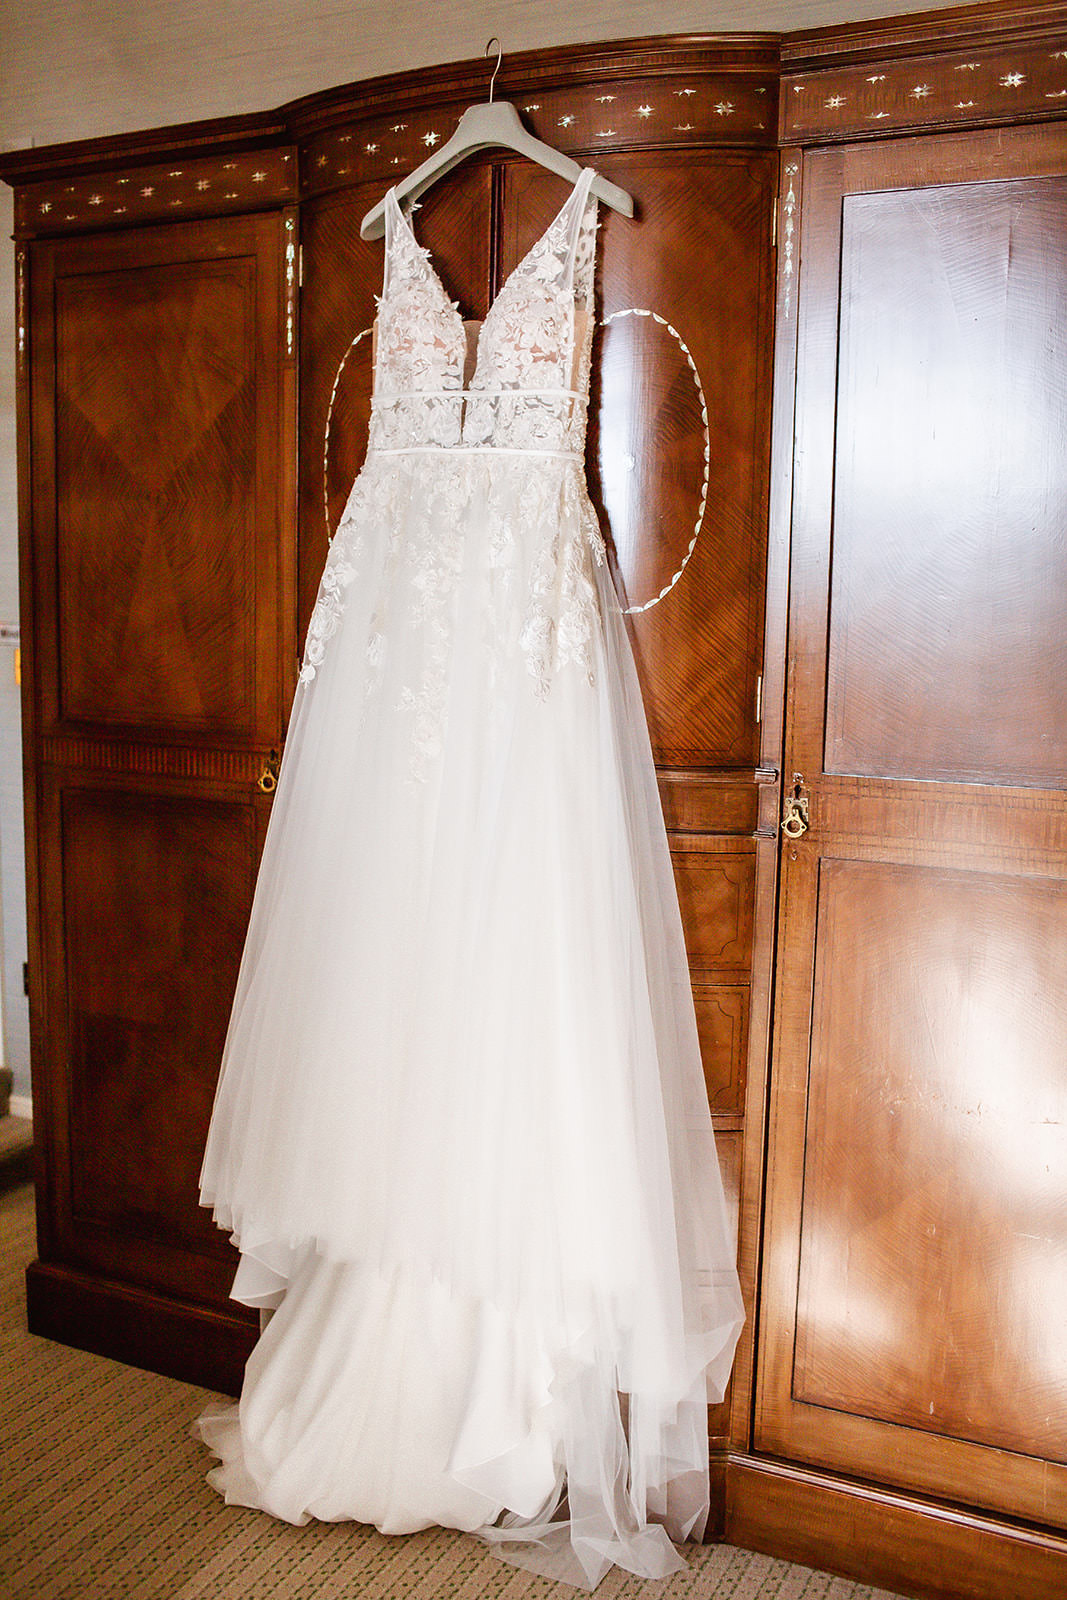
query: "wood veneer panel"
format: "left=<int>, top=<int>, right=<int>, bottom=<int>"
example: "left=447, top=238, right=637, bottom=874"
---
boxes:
left=826, top=175, right=1067, bottom=788
left=502, top=154, right=775, bottom=770
left=797, top=857, right=1067, bottom=1462
left=33, top=212, right=287, bottom=744
left=61, top=788, right=253, bottom=1256
left=671, top=844, right=756, bottom=979
left=694, top=984, right=749, bottom=1114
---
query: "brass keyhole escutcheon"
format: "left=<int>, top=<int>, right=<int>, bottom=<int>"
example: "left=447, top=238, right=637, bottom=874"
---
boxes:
left=258, top=749, right=280, bottom=794
left=781, top=772, right=810, bottom=839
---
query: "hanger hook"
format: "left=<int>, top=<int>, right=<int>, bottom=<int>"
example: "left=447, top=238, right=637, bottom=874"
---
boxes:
left=484, top=37, right=502, bottom=103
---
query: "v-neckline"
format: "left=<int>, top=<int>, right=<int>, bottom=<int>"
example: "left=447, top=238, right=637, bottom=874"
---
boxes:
left=387, top=166, right=596, bottom=331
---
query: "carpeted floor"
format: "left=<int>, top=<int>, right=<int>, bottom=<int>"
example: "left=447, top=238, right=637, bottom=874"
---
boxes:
left=0, top=1182, right=907, bottom=1600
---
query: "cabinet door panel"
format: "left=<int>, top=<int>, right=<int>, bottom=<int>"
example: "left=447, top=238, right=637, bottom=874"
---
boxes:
left=757, top=124, right=1067, bottom=1531
left=826, top=177, right=1067, bottom=787
left=25, top=205, right=293, bottom=1363
left=34, top=214, right=288, bottom=742
left=61, top=786, right=253, bottom=1255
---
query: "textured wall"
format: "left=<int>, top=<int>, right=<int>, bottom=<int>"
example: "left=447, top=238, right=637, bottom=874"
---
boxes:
left=0, top=0, right=971, bottom=1100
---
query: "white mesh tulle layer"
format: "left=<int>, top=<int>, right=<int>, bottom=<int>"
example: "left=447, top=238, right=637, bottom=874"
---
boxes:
left=196, top=175, right=744, bottom=1592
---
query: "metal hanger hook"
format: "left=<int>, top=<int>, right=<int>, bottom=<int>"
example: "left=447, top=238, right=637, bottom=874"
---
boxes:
left=484, top=37, right=502, bottom=102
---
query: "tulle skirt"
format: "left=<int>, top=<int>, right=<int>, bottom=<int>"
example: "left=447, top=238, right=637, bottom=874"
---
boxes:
left=196, top=450, right=745, bottom=1590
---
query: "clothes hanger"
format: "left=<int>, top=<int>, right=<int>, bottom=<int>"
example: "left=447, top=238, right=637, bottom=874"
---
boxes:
left=359, top=39, right=634, bottom=240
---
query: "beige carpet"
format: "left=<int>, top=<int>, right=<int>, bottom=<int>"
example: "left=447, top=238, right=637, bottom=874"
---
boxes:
left=0, top=1182, right=905, bottom=1600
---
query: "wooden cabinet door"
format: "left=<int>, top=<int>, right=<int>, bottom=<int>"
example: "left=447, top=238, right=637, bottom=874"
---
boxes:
left=25, top=210, right=295, bottom=1388
left=756, top=124, right=1067, bottom=1533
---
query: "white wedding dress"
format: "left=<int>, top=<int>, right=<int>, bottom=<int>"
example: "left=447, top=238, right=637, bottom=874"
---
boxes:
left=195, top=166, right=745, bottom=1591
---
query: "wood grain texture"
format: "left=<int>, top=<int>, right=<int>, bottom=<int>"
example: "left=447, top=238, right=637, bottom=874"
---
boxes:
left=826, top=175, right=1067, bottom=787
left=506, top=154, right=775, bottom=769
left=727, top=1452, right=1067, bottom=1600
left=781, top=2, right=1067, bottom=142
left=757, top=115, right=1067, bottom=1544
left=797, top=857, right=1067, bottom=1462
left=14, top=147, right=297, bottom=236
left=32, top=212, right=289, bottom=744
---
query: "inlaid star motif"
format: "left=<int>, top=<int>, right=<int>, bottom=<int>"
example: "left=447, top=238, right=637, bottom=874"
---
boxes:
left=911, top=84, right=932, bottom=98
left=674, top=88, right=696, bottom=97
left=422, top=131, right=440, bottom=146
left=637, top=104, right=653, bottom=117
left=40, top=202, right=51, bottom=213
left=1000, top=71, right=1026, bottom=87
left=141, top=186, right=154, bottom=196
left=366, top=143, right=379, bottom=153
left=596, top=129, right=616, bottom=137
left=867, top=74, right=886, bottom=83
left=956, top=100, right=976, bottom=109
left=825, top=95, right=846, bottom=109
left=89, top=194, right=102, bottom=205
left=714, top=102, right=734, bottom=116
left=252, top=171, right=266, bottom=182
left=558, top=114, right=575, bottom=127
left=196, top=179, right=210, bottom=190
left=595, top=94, right=616, bottom=103
left=391, top=123, right=407, bottom=133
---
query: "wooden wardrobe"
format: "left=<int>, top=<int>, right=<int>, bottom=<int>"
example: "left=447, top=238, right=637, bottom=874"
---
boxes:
left=3, top=6, right=1066, bottom=1597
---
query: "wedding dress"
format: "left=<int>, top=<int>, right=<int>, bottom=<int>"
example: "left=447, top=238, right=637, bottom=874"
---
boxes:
left=195, top=166, right=745, bottom=1591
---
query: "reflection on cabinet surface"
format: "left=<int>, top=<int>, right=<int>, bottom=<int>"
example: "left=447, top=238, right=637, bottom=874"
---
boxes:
left=4, top=7, right=1067, bottom=1598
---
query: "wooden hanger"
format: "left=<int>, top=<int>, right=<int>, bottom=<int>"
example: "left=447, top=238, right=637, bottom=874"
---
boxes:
left=359, top=39, right=634, bottom=240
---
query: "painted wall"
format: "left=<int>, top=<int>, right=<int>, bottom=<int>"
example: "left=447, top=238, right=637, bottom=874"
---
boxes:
left=0, top=0, right=970, bottom=1101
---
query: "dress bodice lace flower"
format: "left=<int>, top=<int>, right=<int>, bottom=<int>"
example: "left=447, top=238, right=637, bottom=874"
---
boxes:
left=300, top=169, right=606, bottom=717
left=369, top=167, right=597, bottom=456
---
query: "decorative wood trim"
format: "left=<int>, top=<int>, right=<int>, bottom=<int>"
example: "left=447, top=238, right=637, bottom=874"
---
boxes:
left=40, top=736, right=279, bottom=786
left=285, top=35, right=781, bottom=139
left=657, top=769, right=762, bottom=835
left=15, top=248, right=27, bottom=372
left=13, top=146, right=297, bottom=238
left=727, top=1451, right=1067, bottom=1600
left=0, top=38, right=781, bottom=235
left=0, top=108, right=290, bottom=185
left=782, top=28, right=1067, bottom=143
left=301, top=67, right=778, bottom=200
left=782, top=2, right=1067, bottom=68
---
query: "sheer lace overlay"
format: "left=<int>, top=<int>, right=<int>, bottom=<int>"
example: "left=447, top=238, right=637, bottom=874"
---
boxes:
left=198, top=168, right=745, bottom=1593
left=300, top=168, right=602, bottom=713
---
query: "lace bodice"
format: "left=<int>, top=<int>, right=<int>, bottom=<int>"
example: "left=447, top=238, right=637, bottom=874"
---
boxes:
left=370, top=167, right=598, bottom=456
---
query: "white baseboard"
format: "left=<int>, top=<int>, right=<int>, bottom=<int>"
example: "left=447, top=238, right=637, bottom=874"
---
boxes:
left=8, top=1094, right=32, bottom=1121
